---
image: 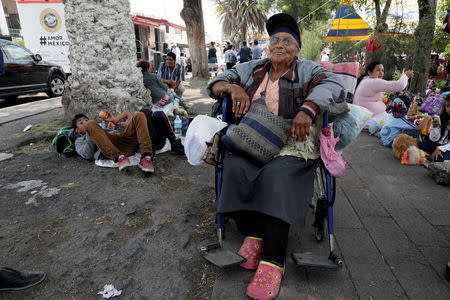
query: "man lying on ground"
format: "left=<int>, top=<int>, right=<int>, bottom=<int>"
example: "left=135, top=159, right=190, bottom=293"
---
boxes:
left=100, top=109, right=185, bottom=155
left=72, top=112, right=155, bottom=173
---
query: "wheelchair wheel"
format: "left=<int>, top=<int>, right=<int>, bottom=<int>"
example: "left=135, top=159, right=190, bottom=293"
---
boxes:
left=312, top=164, right=335, bottom=242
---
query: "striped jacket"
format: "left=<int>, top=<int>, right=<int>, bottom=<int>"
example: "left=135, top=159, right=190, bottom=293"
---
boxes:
left=207, top=58, right=345, bottom=119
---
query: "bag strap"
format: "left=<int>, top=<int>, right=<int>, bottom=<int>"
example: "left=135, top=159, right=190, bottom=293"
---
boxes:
left=259, top=68, right=272, bottom=102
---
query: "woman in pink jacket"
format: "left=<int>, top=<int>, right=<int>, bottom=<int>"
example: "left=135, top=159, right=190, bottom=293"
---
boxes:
left=354, top=61, right=414, bottom=116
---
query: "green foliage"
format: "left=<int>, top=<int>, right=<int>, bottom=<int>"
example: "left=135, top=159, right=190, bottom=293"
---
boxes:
left=215, top=0, right=267, bottom=44
left=298, top=21, right=330, bottom=61
left=365, top=34, right=415, bottom=80
left=329, top=41, right=365, bottom=63
left=433, top=0, right=450, bottom=53
left=259, top=0, right=339, bottom=30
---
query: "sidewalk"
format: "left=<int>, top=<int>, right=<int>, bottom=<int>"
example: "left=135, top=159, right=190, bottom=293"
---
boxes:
left=0, top=96, right=62, bottom=125
left=212, top=132, right=450, bottom=299
left=0, top=85, right=448, bottom=299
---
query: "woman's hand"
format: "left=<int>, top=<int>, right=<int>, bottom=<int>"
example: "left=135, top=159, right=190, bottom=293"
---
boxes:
left=291, top=111, right=312, bottom=142
left=228, top=84, right=250, bottom=117
left=430, top=148, right=442, bottom=162
left=432, top=116, right=440, bottom=128
left=405, top=70, right=414, bottom=78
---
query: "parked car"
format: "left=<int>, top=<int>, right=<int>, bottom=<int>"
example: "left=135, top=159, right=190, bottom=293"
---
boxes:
left=0, top=38, right=66, bottom=101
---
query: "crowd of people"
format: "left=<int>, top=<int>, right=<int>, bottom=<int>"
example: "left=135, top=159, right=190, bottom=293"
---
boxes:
left=3, top=10, right=449, bottom=299
left=353, top=60, right=450, bottom=162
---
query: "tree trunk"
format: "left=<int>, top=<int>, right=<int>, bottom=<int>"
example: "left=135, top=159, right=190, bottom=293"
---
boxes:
left=409, top=0, right=437, bottom=95
left=181, top=0, right=209, bottom=79
left=373, top=0, right=393, bottom=27
left=238, top=22, right=247, bottom=46
left=61, top=0, right=150, bottom=121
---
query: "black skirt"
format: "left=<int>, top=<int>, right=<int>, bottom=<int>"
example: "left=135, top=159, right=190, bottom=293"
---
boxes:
left=218, top=152, right=318, bottom=227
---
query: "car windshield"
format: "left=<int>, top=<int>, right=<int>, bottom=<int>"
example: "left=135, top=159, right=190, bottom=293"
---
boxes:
left=2, top=44, right=34, bottom=62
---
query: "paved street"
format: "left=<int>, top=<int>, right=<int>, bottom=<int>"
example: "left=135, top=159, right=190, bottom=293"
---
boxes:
left=0, top=90, right=449, bottom=299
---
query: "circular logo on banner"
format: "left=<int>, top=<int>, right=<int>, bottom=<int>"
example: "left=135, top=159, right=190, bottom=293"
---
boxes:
left=40, top=8, right=62, bottom=32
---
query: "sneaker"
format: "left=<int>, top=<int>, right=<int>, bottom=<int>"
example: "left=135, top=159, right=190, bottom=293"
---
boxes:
left=238, top=236, right=263, bottom=270
left=246, top=261, right=284, bottom=300
left=0, top=267, right=46, bottom=291
left=138, top=156, right=154, bottom=173
left=171, top=139, right=185, bottom=155
left=118, top=155, right=131, bottom=171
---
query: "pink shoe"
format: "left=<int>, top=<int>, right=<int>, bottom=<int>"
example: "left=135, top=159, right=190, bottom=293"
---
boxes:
left=238, top=236, right=262, bottom=270
left=118, top=155, right=131, bottom=171
left=138, top=156, right=154, bottom=173
left=246, top=261, right=284, bottom=300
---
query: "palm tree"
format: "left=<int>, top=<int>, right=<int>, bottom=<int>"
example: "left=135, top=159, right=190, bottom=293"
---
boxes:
left=215, top=0, right=267, bottom=46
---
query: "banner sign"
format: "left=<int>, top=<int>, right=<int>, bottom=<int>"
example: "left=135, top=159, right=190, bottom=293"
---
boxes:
left=17, top=0, right=71, bottom=73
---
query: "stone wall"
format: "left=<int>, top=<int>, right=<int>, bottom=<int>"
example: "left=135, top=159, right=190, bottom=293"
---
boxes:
left=62, top=0, right=150, bottom=121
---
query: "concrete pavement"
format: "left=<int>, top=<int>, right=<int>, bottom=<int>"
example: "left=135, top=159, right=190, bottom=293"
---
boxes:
left=0, top=96, right=62, bottom=125
left=212, top=133, right=450, bottom=299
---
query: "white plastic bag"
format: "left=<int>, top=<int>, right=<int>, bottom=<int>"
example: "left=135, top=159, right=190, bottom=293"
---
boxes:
left=185, top=115, right=227, bottom=165
left=330, top=104, right=373, bottom=151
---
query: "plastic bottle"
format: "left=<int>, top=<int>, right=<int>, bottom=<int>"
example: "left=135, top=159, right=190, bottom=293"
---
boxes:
left=174, top=115, right=182, bottom=138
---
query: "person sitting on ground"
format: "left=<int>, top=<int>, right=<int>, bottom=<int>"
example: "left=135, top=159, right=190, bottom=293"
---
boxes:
left=418, top=93, right=450, bottom=162
left=72, top=112, right=155, bottom=172
left=0, top=267, right=45, bottom=292
left=137, top=59, right=191, bottom=110
left=236, top=41, right=252, bottom=63
left=207, top=13, right=345, bottom=300
left=157, top=52, right=185, bottom=98
left=353, top=61, right=414, bottom=128
left=100, top=109, right=185, bottom=155
left=380, top=97, right=432, bottom=147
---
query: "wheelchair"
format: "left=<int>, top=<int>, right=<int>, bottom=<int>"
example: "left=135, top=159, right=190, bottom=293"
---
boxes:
left=200, top=95, right=343, bottom=270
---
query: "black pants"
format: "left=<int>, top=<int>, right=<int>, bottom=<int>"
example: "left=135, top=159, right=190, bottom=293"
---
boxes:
left=226, top=62, right=236, bottom=70
left=229, top=211, right=290, bottom=267
left=418, top=138, right=450, bottom=162
left=140, top=109, right=176, bottom=151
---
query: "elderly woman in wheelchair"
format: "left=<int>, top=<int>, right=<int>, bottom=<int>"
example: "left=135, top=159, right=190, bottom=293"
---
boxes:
left=206, top=13, right=345, bottom=300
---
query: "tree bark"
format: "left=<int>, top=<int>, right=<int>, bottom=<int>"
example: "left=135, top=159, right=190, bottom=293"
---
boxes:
left=61, top=0, right=149, bottom=122
left=181, top=0, right=209, bottom=79
left=409, top=0, right=437, bottom=95
left=373, top=0, right=393, bottom=27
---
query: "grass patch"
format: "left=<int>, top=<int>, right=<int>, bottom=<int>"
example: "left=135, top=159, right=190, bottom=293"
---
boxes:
left=29, top=118, right=65, bottom=136
left=15, top=140, right=52, bottom=155
left=59, top=182, right=81, bottom=189
left=125, top=216, right=143, bottom=228
left=0, top=118, right=65, bottom=142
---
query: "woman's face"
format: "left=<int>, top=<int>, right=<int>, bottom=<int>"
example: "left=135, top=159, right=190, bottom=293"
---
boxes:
left=445, top=99, right=450, bottom=116
left=368, top=64, right=384, bottom=79
left=269, top=32, right=299, bottom=65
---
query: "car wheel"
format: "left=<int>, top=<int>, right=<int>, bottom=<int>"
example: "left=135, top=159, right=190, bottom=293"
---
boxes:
left=47, top=74, right=65, bottom=97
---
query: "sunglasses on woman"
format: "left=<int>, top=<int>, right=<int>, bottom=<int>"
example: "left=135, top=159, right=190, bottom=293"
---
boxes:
left=269, top=36, right=297, bottom=47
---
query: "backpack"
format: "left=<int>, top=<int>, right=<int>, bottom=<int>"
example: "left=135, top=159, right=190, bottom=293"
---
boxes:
left=229, top=51, right=237, bottom=63
left=420, top=93, right=445, bottom=115
left=52, top=127, right=77, bottom=156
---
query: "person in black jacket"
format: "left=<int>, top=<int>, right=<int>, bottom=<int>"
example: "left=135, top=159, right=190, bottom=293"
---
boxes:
left=237, top=41, right=252, bottom=63
left=208, top=41, right=217, bottom=64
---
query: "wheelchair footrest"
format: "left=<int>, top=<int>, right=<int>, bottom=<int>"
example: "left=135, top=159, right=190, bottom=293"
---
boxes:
left=200, top=243, right=246, bottom=269
left=291, top=252, right=341, bottom=270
